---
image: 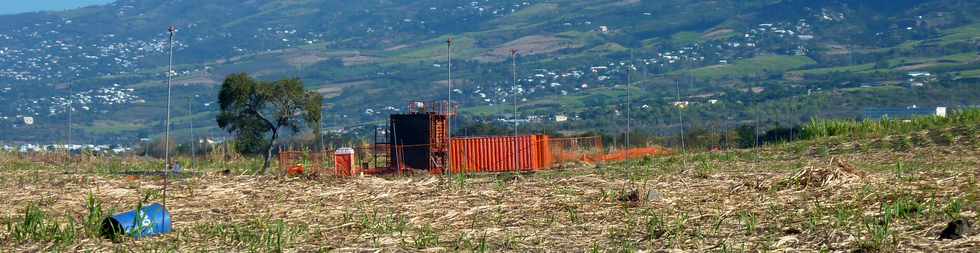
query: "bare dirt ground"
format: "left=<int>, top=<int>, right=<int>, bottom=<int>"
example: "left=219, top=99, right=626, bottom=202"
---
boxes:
left=703, top=29, right=735, bottom=40
left=474, top=36, right=581, bottom=63
left=316, top=80, right=373, bottom=99
left=0, top=133, right=978, bottom=252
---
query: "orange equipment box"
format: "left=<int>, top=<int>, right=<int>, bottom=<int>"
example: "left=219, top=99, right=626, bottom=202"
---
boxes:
left=334, top=148, right=355, bottom=177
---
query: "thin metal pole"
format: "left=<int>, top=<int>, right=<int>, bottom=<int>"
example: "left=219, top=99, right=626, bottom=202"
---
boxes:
left=67, top=82, right=72, bottom=174
left=676, top=79, right=685, bottom=151
left=511, top=49, right=519, bottom=171
left=626, top=50, right=632, bottom=151
left=163, top=25, right=176, bottom=207
left=320, top=108, right=326, bottom=153
left=189, top=96, right=195, bottom=171
left=446, top=38, right=453, bottom=175
left=755, top=94, right=761, bottom=149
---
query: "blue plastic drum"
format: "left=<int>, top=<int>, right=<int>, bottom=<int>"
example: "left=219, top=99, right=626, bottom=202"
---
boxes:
left=102, top=203, right=173, bottom=239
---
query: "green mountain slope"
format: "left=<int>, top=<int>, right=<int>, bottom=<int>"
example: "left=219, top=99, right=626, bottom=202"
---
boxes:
left=1, top=0, right=979, bottom=144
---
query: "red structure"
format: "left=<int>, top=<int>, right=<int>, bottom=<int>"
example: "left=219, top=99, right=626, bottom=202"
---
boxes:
left=278, top=101, right=671, bottom=177
left=334, top=148, right=355, bottom=177
left=388, top=101, right=558, bottom=174
left=450, top=135, right=552, bottom=173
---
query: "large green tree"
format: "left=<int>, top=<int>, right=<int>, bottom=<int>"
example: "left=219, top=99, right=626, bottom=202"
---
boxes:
left=217, top=73, right=323, bottom=174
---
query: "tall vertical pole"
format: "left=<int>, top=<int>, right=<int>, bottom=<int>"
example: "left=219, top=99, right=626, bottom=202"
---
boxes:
left=755, top=94, right=761, bottom=149
left=164, top=25, right=176, bottom=207
left=676, top=79, right=685, bottom=151
left=320, top=107, right=325, bottom=153
left=511, top=49, right=519, bottom=171
left=67, top=82, right=72, bottom=173
left=189, top=96, right=195, bottom=170
left=446, top=38, right=453, bottom=175
left=626, top=50, right=632, bottom=152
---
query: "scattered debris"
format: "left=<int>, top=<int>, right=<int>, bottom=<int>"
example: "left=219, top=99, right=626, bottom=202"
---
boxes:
left=939, top=219, right=973, bottom=240
left=774, top=235, right=799, bottom=248
left=618, top=189, right=640, bottom=203
left=646, top=189, right=663, bottom=202
left=618, top=188, right=663, bottom=205
left=789, top=157, right=865, bottom=188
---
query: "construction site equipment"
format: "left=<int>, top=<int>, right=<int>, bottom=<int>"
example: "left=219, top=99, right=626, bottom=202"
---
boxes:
left=101, top=203, right=172, bottom=239
left=389, top=101, right=455, bottom=172
left=277, top=101, right=671, bottom=177
left=450, top=135, right=552, bottom=173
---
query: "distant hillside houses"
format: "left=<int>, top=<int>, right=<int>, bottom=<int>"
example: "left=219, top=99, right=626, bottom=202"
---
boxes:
left=1, top=143, right=134, bottom=154
left=862, top=106, right=946, bottom=120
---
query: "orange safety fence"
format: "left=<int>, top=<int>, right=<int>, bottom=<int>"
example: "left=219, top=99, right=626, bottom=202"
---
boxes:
left=278, top=146, right=391, bottom=177
left=549, top=136, right=604, bottom=164
left=549, top=136, right=672, bottom=164
left=277, top=148, right=326, bottom=176
left=594, top=147, right=673, bottom=163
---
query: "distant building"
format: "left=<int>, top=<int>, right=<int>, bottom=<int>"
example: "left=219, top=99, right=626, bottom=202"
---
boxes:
left=863, top=106, right=947, bottom=120
left=554, top=115, right=569, bottom=122
left=907, top=72, right=931, bottom=77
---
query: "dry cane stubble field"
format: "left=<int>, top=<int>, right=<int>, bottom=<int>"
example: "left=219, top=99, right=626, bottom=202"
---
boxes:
left=0, top=125, right=978, bottom=252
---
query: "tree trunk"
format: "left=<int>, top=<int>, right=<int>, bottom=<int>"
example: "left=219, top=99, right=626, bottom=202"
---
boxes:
left=262, top=128, right=279, bottom=175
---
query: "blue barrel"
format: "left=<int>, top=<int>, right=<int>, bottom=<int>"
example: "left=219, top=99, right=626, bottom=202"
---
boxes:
left=102, top=203, right=173, bottom=239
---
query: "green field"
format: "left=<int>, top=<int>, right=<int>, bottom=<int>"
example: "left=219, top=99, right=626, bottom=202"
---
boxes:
left=791, top=63, right=876, bottom=75
left=957, top=69, right=980, bottom=78
left=80, top=121, right=145, bottom=135
left=939, top=23, right=980, bottom=44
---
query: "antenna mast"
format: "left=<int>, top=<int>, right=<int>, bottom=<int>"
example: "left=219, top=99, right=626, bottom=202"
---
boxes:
left=626, top=50, right=633, bottom=152
left=163, top=25, right=176, bottom=206
left=446, top=38, right=453, bottom=175
left=66, top=82, right=73, bottom=173
left=676, top=79, right=685, bottom=151
left=189, top=96, right=195, bottom=170
left=511, top=49, right=519, bottom=171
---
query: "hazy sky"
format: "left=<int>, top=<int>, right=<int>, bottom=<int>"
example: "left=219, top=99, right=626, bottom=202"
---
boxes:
left=0, top=0, right=113, bottom=15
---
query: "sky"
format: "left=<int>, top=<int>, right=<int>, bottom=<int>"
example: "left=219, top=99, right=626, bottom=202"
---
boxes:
left=0, top=0, right=113, bottom=15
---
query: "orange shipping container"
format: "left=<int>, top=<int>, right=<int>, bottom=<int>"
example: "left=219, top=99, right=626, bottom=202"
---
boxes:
left=449, top=135, right=552, bottom=174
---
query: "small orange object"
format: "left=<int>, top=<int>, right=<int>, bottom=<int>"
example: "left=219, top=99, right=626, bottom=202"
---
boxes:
left=334, top=148, right=355, bottom=177
left=287, top=164, right=305, bottom=176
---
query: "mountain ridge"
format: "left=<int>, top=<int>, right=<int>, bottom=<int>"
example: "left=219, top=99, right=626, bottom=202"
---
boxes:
left=1, top=0, right=979, bottom=144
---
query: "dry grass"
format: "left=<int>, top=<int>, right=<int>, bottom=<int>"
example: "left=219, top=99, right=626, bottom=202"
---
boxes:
left=0, top=134, right=978, bottom=252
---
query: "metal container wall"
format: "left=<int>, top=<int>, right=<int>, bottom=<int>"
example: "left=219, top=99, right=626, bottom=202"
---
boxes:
left=449, top=135, right=552, bottom=173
